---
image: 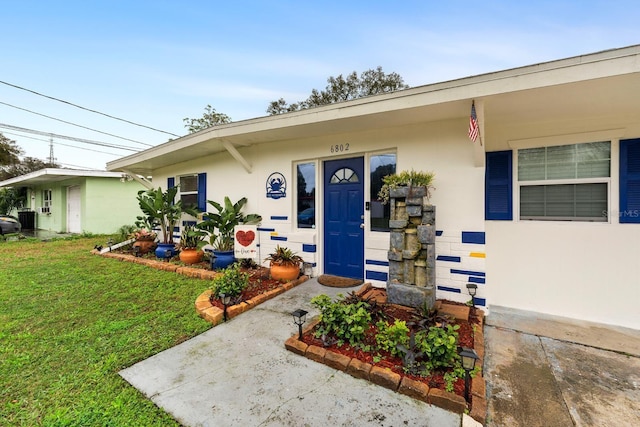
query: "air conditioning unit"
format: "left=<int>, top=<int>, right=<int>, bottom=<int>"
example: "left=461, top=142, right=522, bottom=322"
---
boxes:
left=37, top=207, right=51, bottom=214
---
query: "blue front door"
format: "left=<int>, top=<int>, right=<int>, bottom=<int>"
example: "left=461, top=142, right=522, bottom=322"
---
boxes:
left=324, top=157, right=364, bottom=279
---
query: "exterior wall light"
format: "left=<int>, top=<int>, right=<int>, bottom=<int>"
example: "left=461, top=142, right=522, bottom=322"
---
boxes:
left=291, top=309, right=308, bottom=340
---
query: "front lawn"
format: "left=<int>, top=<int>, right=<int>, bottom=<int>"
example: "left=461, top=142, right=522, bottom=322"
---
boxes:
left=0, top=236, right=211, bottom=426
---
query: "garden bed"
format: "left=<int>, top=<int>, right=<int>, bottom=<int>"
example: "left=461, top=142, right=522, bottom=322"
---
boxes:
left=285, top=284, right=487, bottom=423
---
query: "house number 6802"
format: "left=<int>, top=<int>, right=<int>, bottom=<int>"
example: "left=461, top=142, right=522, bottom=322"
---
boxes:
left=330, top=143, right=349, bottom=153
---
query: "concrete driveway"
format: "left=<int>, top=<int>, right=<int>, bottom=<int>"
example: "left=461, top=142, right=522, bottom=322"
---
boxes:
left=120, top=279, right=461, bottom=427
left=484, top=306, right=640, bottom=426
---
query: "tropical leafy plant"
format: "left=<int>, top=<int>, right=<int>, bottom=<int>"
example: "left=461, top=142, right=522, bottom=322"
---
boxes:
left=196, top=196, right=261, bottom=251
left=264, top=245, right=303, bottom=267
left=136, top=187, right=183, bottom=244
left=179, top=224, right=206, bottom=249
left=415, top=324, right=461, bottom=371
left=377, top=169, right=435, bottom=205
left=375, top=319, right=410, bottom=357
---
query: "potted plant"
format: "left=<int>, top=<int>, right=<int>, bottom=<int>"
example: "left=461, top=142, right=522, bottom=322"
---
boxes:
left=136, top=186, right=183, bottom=259
left=178, top=224, right=206, bottom=264
left=130, top=227, right=157, bottom=255
left=195, top=196, right=261, bottom=269
left=265, top=245, right=303, bottom=281
left=377, top=169, right=436, bottom=205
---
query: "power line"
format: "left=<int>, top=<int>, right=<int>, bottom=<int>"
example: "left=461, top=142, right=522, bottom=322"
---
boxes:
left=3, top=131, right=123, bottom=156
left=0, top=100, right=153, bottom=147
left=0, top=123, right=141, bottom=152
left=0, top=79, right=181, bottom=138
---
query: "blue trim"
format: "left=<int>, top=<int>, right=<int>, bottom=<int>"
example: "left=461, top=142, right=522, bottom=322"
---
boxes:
left=197, top=173, right=207, bottom=212
left=167, top=177, right=175, bottom=189
left=257, top=227, right=275, bottom=232
left=182, top=220, right=197, bottom=226
left=271, top=216, right=288, bottom=221
left=436, top=230, right=443, bottom=236
left=475, top=297, right=486, bottom=307
left=437, top=286, right=461, bottom=294
left=462, top=231, right=485, bottom=244
left=302, top=244, right=316, bottom=253
left=451, top=269, right=485, bottom=277
left=437, top=255, right=461, bottom=263
left=620, top=138, right=640, bottom=223
left=468, top=277, right=486, bottom=284
left=366, top=259, right=389, bottom=266
left=270, top=236, right=287, bottom=241
left=485, top=150, right=513, bottom=220
left=366, top=270, right=388, bottom=281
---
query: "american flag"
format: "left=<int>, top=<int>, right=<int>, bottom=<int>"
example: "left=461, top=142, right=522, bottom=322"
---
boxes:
left=468, top=102, right=479, bottom=142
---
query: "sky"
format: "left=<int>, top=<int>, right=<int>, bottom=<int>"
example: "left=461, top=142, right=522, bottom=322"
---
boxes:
left=1, top=1, right=639, bottom=171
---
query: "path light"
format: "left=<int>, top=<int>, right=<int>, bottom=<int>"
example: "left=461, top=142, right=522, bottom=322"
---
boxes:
left=220, top=293, right=232, bottom=321
left=291, top=308, right=308, bottom=340
left=466, top=283, right=478, bottom=308
left=459, top=347, right=479, bottom=404
left=133, top=245, right=141, bottom=257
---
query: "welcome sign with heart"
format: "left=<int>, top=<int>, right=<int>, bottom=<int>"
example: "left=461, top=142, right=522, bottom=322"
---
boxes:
left=234, top=225, right=258, bottom=259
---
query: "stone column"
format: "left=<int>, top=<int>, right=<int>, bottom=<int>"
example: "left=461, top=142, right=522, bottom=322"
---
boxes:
left=386, top=186, right=436, bottom=309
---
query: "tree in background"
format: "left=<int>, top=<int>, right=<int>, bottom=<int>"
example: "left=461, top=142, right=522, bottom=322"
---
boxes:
left=266, top=66, right=409, bottom=115
left=183, top=104, right=232, bottom=134
left=0, top=133, right=22, bottom=165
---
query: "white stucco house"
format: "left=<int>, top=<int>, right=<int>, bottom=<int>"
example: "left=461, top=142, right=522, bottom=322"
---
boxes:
left=108, top=45, right=640, bottom=330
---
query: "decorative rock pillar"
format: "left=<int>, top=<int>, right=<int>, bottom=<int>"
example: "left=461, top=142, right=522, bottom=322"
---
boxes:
left=386, top=186, right=436, bottom=309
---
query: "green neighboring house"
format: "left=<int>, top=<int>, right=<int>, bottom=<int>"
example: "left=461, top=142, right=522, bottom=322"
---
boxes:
left=0, top=168, right=149, bottom=234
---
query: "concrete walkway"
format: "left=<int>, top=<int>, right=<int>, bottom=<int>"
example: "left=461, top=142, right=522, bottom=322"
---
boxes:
left=120, top=279, right=461, bottom=427
left=484, top=306, right=640, bottom=426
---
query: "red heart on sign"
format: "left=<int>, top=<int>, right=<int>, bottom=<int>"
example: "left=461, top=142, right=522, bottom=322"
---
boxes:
left=236, top=230, right=255, bottom=247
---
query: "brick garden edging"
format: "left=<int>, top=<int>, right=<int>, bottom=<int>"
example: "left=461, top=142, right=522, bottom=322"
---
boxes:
left=194, top=276, right=309, bottom=325
left=92, top=249, right=310, bottom=325
left=284, top=284, right=488, bottom=425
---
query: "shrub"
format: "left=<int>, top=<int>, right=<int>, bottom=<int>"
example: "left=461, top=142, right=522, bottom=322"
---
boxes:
left=310, top=294, right=372, bottom=348
left=211, top=264, right=249, bottom=302
left=375, top=319, right=410, bottom=357
left=415, top=324, right=460, bottom=371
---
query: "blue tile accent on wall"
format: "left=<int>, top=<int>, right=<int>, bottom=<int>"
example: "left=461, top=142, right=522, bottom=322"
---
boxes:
left=475, top=297, right=486, bottom=307
left=302, top=244, right=316, bottom=253
left=366, top=259, right=389, bottom=266
left=182, top=220, right=197, bottom=226
left=468, top=277, right=486, bottom=284
left=436, top=255, right=461, bottom=263
left=270, top=236, right=287, bottom=241
left=270, top=216, right=288, bottom=221
left=436, top=230, right=443, bottom=236
left=366, top=270, right=388, bottom=281
left=437, top=286, right=461, bottom=294
left=257, top=227, right=275, bottom=232
left=462, top=231, right=485, bottom=244
left=451, top=269, right=486, bottom=277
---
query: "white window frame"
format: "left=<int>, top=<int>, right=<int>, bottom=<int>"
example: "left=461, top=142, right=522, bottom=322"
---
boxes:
left=178, top=174, right=198, bottom=207
left=43, top=189, right=52, bottom=208
left=509, top=130, right=624, bottom=224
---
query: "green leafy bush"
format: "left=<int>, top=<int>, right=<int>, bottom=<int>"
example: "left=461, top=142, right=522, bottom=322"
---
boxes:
left=211, top=264, right=249, bottom=301
left=416, top=324, right=460, bottom=371
left=377, top=169, right=435, bottom=204
left=375, top=319, right=410, bottom=357
left=310, top=294, right=372, bottom=347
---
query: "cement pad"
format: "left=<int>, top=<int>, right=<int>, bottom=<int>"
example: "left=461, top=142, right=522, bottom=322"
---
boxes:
left=120, top=279, right=460, bottom=427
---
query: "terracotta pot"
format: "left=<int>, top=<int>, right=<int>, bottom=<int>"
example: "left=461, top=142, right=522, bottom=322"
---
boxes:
left=133, top=238, right=156, bottom=254
left=179, top=248, right=204, bottom=265
left=270, top=263, right=300, bottom=281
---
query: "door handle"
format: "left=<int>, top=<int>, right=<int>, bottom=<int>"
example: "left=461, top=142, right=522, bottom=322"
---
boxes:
left=360, top=223, right=365, bottom=229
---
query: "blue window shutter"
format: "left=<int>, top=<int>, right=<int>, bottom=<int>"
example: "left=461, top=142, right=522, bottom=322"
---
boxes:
left=167, top=177, right=175, bottom=189
left=197, top=173, right=207, bottom=212
left=620, top=138, right=640, bottom=224
left=485, top=150, right=513, bottom=220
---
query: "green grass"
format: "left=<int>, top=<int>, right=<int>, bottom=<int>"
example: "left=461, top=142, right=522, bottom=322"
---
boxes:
left=0, top=236, right=212, bottom=426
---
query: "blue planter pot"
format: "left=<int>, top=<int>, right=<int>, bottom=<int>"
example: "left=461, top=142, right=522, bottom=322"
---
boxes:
left=210, top=250, right=235, bottom=270
left=155, top=243, right=177, bottom=259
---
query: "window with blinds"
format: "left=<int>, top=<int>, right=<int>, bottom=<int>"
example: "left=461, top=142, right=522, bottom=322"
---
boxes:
left=518, top=141, right=610, bottom=221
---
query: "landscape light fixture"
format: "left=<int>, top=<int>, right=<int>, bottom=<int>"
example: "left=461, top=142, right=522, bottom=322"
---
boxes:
left=291, top=308, right=308, bottom=340
left=458, top=347, right=479, bottom=403
left=133, top=245, right=141, bottom=257
left=220, top=293, right=232, bottom=321
left=466, top=283, right=478, bottom=308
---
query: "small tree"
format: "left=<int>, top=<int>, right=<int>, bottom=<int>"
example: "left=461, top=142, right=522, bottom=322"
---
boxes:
left=266, top=66, right=409, bottom=115
left=0, top=188, right=23, bottom=215
left=183, top=104, right=232, bottom=134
